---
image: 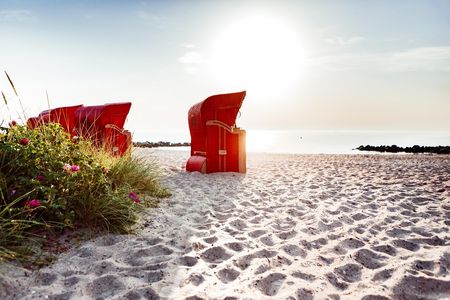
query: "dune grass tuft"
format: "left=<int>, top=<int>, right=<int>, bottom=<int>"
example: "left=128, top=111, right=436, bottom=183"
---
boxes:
left=0, top=122, right=170, bottom=263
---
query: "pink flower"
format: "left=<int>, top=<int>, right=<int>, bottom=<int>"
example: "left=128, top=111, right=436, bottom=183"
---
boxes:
left=36, top=174, right=45, bottom=182
left=71, top=165, right=80, bottom=172
left=128, top=192, right=140, bottom=203
left=64, top=163, right=72, bottom=171
left=20, top=138, right=29, bottom=145
left=9, top=120, right=17, bottom=127
left=25, top=199, right=41, bottom=208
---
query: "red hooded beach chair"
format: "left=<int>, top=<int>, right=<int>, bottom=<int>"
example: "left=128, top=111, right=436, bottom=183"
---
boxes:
left=74, top=102, right=132, bottom=156
left=186, top=91, right=246, bottom=173
left=27, top=104, right=83, bottom=137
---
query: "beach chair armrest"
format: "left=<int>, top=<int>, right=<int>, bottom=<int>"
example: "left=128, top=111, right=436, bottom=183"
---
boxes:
left=105, top=124, right=125, bottom=133
left=206, top=120, right=238, bottom=134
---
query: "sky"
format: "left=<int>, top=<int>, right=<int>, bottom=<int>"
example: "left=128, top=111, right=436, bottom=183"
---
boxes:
left=0, top=0, right=449, bottom=142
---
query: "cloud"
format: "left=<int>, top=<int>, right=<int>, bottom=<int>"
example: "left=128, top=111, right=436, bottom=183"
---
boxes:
left=325, top=36, right=365, bottom=46
left=178, top=51, right=207, bottom=74
left=309, top=46, right=450, bottom=72
left=136, top=10, right=166, bottom=28
left=181, top=44, right=196, bottom=49
left=390, top=47, right=450, bottom=72
left=178, top=51, right=205, bottom=64
left=307, top=53, right=383, bottom=71
left=0, top=9, right=32, bottom=21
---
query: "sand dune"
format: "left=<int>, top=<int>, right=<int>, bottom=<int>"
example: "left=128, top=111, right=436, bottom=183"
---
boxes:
left=1, top=149, right=449, bottom=299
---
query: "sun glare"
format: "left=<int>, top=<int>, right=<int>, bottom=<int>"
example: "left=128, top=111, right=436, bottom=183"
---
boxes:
left=209, top=14, right=306, bottom=97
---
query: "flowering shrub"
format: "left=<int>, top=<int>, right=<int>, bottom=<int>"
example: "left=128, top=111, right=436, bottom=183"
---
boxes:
left=0, top=122, right=170, bottom=236
left=0, top=73, right=169, bottom=262
left=0, top=123, right=103, bottom=224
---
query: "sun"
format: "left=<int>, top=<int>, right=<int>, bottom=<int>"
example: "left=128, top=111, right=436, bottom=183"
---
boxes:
left=208, top=13, right=306, bottom=97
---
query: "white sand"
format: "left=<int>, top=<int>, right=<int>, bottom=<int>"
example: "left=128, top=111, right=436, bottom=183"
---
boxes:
left=1, top=149, right=450, bottom=299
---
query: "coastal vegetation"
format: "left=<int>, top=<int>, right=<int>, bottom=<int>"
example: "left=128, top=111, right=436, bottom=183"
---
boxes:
left=356, top=145, right=450, bottom=154
left=0, top=74, right=170, bottom=264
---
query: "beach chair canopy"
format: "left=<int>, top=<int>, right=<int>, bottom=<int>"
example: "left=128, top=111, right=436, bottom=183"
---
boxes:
left=27, top=102, right=132, bottom=156
left=188, top=91, right=246, bottom=156
left=27, top=104, right=83, bottom=134
left=74, top=102, right=131, bottom=132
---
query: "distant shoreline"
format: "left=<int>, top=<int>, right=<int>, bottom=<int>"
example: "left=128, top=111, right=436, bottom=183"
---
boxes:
left=356, top=145, right=450, bottom=154
left=133, top=141, right=190, bottom=148
left=133, top=141, right=450, bottom=154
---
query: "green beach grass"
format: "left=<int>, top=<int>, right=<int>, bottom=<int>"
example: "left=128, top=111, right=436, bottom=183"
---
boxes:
left=0, top=73, right=170, bottom=264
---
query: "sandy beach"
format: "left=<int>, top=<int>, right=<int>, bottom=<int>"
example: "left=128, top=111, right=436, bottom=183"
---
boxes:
left=1, top=148, right=449, bottom=299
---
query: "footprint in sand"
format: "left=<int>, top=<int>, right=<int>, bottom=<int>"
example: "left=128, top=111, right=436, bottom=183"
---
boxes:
left=217, top=267, right=240, bottom=283
left=203, top=236, right=218, bottom=244
left=248, top=229, right=267, bottom=238
left=178, top=256, right=198, bottom=267
left=123, top=269, right=164, bottom=284
left=393, top=275, right=450, bottom=299
left=183, top=273, right=205, bottom=286
left=75, top=246, right=97, bottom=258
left=63, top=276, right=80, bottom=287
left=34, top=272, right=58, bottom=286
left=411, top=236, right=446, bottom=246
left=291, top=271, right=316, bottom=282
left=92, top=260, right=120, bottom=276
left=233, top=249, right=278, bottom=270
left=392, top=239, right=420, bottom=251
left=361, top=295, right=390, bottom=300
left=225, top=242, right=245, bottom=252
left=339, top=238, right=365, bottom=249
left=88, top=275, right=125, bottom=298
left=386, top=228, right=411, bottom=238
left=372, top=268, right=394, bottom=282
left=334, top=263, right=363, bottom=283
left=228, top=218, right=247, bottom=231
left=371, top=244, right=397, bottom=256
left=294, top=288, right=314, bottom=300
left=260, top=235, right=275, bottom=246
left=276, top=230, right=297, bottom=240
left=94, top=234, right=126, bottom=246
left=254, top=273, right=286, bottom=296
left=282, top=244, right=307, bottom=257
left=123, top=287, right=160, bottom=299
left=200, top=246, right=232, bottom=264
left=185, top=295, right=206, bottom=300
left=318, top=220, right=343, bottom=232
left=139, top=237, right=164, bottom=246
left=351, top=212, right=369, bottom=221
left=125, top=245, right=173, bottom=266
left=254, top=264, right=270, bottom=275
left=354, top=249, right=387, bottom=269
left=249, top=216, right=264, bottom=224
left=325, top=272, right=348, bottom=290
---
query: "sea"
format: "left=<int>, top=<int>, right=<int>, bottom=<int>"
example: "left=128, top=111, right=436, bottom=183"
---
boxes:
left=133, top=129, right=450, bottom=155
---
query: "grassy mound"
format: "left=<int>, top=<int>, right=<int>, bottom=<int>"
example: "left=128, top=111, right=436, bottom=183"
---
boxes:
left=0, top=122, right=170, bottom=263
